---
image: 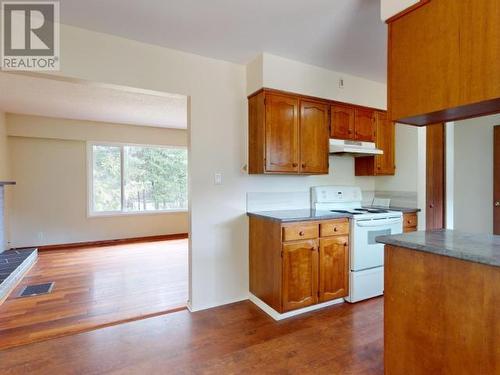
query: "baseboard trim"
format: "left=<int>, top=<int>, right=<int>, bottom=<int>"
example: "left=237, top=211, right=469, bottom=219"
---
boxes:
left=24, top=233, right=189, bottom=252
left=249, top=293, right=345, bottom=321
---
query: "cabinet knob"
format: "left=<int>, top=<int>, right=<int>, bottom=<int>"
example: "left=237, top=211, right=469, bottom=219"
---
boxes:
left=292, top=163, right=298, bottom=167
left=495, top=201, right=500, bottom=207
left=299, top=231, right=304, bottom=236
left=333, top=227, right=338, bottom=232
left=301, top=163, right=306, bottom=168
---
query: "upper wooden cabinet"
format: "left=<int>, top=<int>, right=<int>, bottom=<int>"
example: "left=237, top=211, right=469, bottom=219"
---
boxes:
left=265, top=93, right=299, bottom=173
left=355, top=111, right=395, bottom=176
left=459, top=0, right=500, bottom=106
left=248, top=88, right=391, bottom=176
left=354, top=108, right=375, bottom=142
left=388, top=0, right=500, bottom=125
left=330, top=105, right=375, bottom=142
left=248, top=89, right=328, bottom=175
left=300, top=100, right=329, bottom=174
left=330, top=105, right=354, bottom=139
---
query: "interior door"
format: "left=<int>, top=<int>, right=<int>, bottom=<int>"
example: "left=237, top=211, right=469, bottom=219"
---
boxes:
left=282, top=240, right=318, bottom=312
left=319, top=236, right=349, bottom=302
left=494, top=126, right=500, bottom=234
left=299, top=100, right=329, bottom=174
left=265, top=94, right=299, bottom=173
left=354, top=108, right=376, bottom=142
left=330, top=105, right=355, bottom=139
left=375, top=111, right=396, bottom=175
left=426, top=123, right=446, bottom=230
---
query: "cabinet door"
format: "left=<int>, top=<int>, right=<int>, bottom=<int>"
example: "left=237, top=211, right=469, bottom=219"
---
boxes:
left=319, top=237, right=349, bottom=302
left=299, top=100, right=329, bottom=174
left=265, top=94, right=299, bottom=173
left=374, top=111, right=396, bottom=175
left=388, top=0, right=460, bottom=122
left=330, top=105, right=355, bottom=140
left=354, top=108, right=375, bottom=142
left=459, top=0, right=500, bottom=105
left=282, top=240, right=318, bottom=312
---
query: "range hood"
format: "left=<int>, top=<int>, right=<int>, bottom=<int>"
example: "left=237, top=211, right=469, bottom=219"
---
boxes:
left=329, top=139, right=383, bottom=157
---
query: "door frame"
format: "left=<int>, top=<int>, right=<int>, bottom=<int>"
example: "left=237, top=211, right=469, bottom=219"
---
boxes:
left=494, top=126, right=500, bottom=234
left=426, top=123, right=446, bottom=230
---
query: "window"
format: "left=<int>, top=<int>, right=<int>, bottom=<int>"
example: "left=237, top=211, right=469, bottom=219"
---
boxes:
left=89, top=143, right=188, bottom=215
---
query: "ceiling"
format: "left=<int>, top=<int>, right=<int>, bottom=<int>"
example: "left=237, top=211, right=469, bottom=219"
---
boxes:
left=59, top=0, right=387, bottom=82
left=0, top=73, right=188, bottom=128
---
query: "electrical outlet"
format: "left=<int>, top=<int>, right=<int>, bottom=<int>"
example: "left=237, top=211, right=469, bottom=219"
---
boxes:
left=214, top=173, right=222, bottom=185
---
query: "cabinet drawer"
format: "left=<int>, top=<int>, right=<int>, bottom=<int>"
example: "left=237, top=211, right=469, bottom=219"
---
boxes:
left=403, top=213, right=418, bottom=228
left=282, top=224, right=319, bottom=242
left=403, top=226, right=417, bottom=233
left=320, top=220, right=349, bottom=237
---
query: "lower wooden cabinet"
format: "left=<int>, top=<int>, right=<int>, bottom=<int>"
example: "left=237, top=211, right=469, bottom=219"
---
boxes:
left=403, top=212, right=418, bottom=232
left=282, top=240, right=318, bottom=311
left=249, top=216, right=350, bottom=313
left=319, top=236, right=349, bottom=302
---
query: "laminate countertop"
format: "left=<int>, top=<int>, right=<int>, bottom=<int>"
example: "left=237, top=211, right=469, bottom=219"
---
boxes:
left=377, top=229, right=500, bottom=268
left=247, top=209, right=351, bottom=223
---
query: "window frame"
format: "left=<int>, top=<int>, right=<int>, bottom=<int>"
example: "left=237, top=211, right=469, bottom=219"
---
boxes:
left=87, top=141, right=188, bottom=218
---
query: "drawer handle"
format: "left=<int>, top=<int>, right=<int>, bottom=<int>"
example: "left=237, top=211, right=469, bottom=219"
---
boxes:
left=299, top=231, right=305, bottom=236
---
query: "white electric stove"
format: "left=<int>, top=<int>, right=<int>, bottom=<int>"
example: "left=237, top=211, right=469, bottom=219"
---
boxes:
left=311, top=186, right=403, bottom=303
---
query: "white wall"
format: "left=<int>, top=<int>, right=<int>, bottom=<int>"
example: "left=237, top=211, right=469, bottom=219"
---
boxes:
left=7, top=114, right=188, bottom=248
left=453, top=114, right=500, bottom=234
left=25, top=24, right=389, bottom=311
left=381, top=0, right=419, bottom=21
left=376, top=124, right=418, bottom=192
left=256, top=53, right=387, bottom=110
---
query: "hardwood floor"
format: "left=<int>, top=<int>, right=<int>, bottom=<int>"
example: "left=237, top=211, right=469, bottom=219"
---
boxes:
left=0, top=239, right=188, bottom=350
left=0, top=298, right=383, bottom=374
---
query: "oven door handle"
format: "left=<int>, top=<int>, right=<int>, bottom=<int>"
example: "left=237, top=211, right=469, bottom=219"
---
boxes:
left=355, top=219, right=402, bottom=227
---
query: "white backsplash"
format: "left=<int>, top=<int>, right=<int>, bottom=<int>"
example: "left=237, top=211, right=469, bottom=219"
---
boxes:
left=367, top=190, right=418, bottom=208
left=247, top=189, right=419, bottom=213
left=246, top=191, right=310, bottom=212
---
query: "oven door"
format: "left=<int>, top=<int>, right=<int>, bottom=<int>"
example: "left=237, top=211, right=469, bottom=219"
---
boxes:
left=351, top=218, right=402, bottom=271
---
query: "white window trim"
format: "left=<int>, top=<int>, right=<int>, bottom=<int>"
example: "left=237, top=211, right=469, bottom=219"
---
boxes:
left=87, top=141, right=188, bottom=218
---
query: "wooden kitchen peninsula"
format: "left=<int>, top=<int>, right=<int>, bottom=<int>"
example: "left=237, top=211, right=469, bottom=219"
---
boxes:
left=377, top=230, right=500, bottom=374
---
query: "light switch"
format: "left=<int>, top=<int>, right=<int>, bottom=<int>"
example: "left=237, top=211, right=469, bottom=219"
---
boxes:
left=214, top=173, right=222, bottom=185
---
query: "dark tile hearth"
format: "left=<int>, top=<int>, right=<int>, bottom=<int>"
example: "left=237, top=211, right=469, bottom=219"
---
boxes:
left=0, top=248, right=38, bottom=303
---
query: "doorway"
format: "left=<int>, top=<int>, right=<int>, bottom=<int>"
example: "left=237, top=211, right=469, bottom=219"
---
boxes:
left=426, top=123, right=446, bottom=230
left=494, top=126, right=500, bottom=234
left=0, top=72, right=190, bottom=349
